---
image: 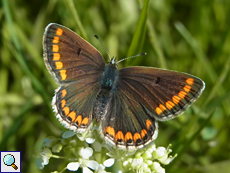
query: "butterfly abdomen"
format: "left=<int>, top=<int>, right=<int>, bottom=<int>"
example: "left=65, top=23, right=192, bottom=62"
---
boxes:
left=93, top=89, right=111, bottom=122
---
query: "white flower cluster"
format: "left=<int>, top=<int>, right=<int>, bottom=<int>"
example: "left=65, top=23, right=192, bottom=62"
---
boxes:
left=122, top=144, right=176, bottom=173
left=35, top=130, right=176, bottom=173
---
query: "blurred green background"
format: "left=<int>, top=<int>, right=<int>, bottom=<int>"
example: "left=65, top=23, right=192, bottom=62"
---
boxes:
left=1, top=0, right=230, bottom=172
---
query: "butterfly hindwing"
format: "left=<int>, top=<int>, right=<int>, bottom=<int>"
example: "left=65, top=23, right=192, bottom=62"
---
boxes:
left=100, top=90, right=158, bottom=150
left=53, top=77, right=101, bottom=132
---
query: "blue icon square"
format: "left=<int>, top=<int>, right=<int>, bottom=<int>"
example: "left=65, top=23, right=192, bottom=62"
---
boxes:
left=0, top=151, right=21, bottom=173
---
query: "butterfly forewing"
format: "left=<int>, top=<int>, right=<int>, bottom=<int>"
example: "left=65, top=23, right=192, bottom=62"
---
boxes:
left=119, top=66, right=205, bottom=121
left=43, top=23, right=105, bottom=84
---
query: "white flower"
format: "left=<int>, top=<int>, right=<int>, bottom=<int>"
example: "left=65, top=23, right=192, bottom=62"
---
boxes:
left=151, top=162, right=165, bottom=173
left=67, top=147, right=100, bottom=172
left=79, top=147, right=93, bottom=159
left=121, top=143, right=176, bottom=172
left=153, top=145, right=176, bottom=164
left=67, top=162, right=80, bottom=172
left=35, top=148, right=52, bottom=169
left=40, top=148, right=52, bottom=165
left=103, top=158, right=115, bottom=167
left=86, top=137, right=96, bottom=144
left=131, top=157, right=143, bottom=169
left=77, top=130, right=96, bottom=145
left=91, top=163, right=107, bottom=173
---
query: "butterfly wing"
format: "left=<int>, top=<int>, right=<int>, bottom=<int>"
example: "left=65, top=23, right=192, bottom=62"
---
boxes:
left=119, top=66, right=205, bottom=121
left=43, top=23, right=105, bottom=132
left=53, top=81, right=100, bottom=132
left=100, top=89, right=158, bottom=150
left=100, top=66, right=204, bottom=149
left=43, top=23, right=105, bottom=84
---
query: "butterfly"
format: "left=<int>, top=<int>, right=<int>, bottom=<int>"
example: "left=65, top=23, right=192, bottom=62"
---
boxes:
left=43, top=23, right=205, bottom=150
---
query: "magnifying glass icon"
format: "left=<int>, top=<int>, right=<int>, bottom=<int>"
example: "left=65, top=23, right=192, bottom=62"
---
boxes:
left=3, top=154, right=18, bottom=170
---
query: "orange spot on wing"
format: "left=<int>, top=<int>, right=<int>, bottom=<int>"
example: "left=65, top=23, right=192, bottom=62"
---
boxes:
left=63, top=107, right=69, bottom=115
left=52, top=45, right=59, bottom=52
left=155, top=107, right=162, bottom=115
left=56, top=28, right=63, bottom=36
left=82, top=117, right=89, bottom=125
left=61, top=89, right=67, bottom=98
left=156, top=104, right=167, bottom=115
left=133, top=132, right=141, bottom=142
left=141, top=129, right=147, bottom=138
left=55, top=62, right=63, bottom=69
left=186, top=78, right=194, bottom=85
left=53, top=53, right=60, bottom=60
left=125, top=132, right=133, bottom=142
left=105, top=126, right=115, bottom=138
left=52, top=36, right=59, bottom=43
left=146, top=119, right=152, bottom=130
left=178, top=91, right=187, bottom=99
left=60, top=70, right=67, bottom=80
left=61, top=100, right=66, bottom=108
left=172, top=95, right=181, bottom=104
left=166, top=101, right=175, bottom=110
left=159, top=104, right=167, bottom=111
left=75, top=115, right=82, bottom=125
left=68, top=111, right=76, bottom=122
left=115, top=131, right=124, bottom=142
left=184, top=85, right=191, bottom=93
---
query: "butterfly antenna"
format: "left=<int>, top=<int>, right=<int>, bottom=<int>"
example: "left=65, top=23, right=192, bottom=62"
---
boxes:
left=94, top=35, right=111, bottom=60
left=117, top=52, right=147, bottom=64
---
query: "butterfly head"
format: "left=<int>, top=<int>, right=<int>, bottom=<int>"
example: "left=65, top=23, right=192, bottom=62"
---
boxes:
left=109, top=57, right=117, bottom=65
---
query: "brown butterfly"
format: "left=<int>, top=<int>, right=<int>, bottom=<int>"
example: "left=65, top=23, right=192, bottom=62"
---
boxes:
left=43, top=23, right=205, bottom=150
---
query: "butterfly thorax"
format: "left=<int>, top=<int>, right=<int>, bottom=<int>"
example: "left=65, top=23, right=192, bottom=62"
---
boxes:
left=100, top=59, right=118, bottom=90
left=93, top=59, right=119, bottom=122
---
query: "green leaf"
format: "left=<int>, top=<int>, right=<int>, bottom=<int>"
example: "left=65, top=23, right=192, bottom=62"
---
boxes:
left=126, top=0, right=150, bottom=66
